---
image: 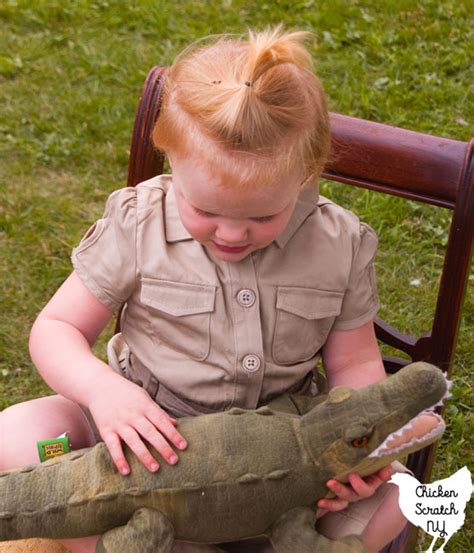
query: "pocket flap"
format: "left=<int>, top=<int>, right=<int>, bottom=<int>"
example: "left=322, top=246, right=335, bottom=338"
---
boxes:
left=276, top=287, right=343, bottom=320
left=141, top=278, right=216, bottom=316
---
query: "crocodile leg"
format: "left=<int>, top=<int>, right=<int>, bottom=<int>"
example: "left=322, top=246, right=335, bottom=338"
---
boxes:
left=266, top=506, right=367, bottom=553
left=95, top=508, right=175, bottom=553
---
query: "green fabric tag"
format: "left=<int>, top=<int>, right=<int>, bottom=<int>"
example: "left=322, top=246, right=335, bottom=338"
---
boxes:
left=37, top=433, right=71, bottom=462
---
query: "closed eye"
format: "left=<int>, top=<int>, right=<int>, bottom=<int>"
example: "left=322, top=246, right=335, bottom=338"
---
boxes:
left=194, top=206, right=275, bottom=223
left=194, top=207, right=217, bottom=218
left=251, top=215, right=275, bottom=223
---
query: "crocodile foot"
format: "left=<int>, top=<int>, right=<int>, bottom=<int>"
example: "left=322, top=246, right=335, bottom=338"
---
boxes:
left=96, top=508, right=174, bottom=553
left=266, top=506, right=367, bottom=552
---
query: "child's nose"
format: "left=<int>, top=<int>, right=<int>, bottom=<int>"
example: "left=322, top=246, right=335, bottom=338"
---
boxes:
left=215, top=220, right=249, bottom=244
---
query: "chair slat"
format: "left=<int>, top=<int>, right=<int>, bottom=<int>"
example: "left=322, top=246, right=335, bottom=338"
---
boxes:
left=324, top=113, right=467, bottom=208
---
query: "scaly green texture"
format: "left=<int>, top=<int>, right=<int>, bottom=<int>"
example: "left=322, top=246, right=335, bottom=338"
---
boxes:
left=0, top=363, right=447, bottom=552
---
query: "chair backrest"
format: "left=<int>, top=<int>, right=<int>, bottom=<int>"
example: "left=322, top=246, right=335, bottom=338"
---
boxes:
left=325, top=114, right=473, bottom=377
left=127, top=66, right=473, bottom=552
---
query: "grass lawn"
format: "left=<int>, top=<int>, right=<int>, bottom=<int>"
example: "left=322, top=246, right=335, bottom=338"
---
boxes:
left=1, top=1, right=472, bottom=550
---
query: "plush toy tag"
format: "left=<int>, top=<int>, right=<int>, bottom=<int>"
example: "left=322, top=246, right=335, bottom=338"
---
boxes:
left=37, top=433, right=71, bottom=462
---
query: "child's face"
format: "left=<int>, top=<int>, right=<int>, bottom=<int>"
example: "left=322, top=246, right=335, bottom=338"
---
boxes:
left=170, top=155, right=303, bottom=262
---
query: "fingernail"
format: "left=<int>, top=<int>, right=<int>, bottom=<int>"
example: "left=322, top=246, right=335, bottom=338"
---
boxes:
left=169, top=454, right=179, bottom=465
left=150, top=463, right=159, bottom=472
left=120, top=466, right=130, bottom=476
left=178, top=440, right=187, bottom=450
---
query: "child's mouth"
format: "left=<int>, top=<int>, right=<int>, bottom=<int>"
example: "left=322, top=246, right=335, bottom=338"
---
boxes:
left=212, top=242, right=250, bottom=254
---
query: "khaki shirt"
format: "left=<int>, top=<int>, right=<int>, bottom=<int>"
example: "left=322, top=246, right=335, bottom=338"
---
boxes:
left=72, top=175, right=379, bottom=415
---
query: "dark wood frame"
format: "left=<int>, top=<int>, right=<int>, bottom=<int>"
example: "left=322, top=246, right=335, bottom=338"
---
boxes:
left=126, top=66, right=473, bottom=552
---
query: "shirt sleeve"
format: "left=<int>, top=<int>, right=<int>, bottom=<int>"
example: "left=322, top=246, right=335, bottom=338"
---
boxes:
left=71, top=187, right=137, bottom=312
left=332, top=222, right=380, bottom=331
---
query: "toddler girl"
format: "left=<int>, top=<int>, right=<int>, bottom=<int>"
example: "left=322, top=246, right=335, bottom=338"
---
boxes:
left=1, top=26, right=408, bottom=552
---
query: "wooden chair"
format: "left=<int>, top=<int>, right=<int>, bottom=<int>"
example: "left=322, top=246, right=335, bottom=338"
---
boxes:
left=127, top=66, right=474, bottom=552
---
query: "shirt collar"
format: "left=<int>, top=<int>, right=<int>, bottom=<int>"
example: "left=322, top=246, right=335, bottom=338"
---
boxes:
left=274, top=178, right=320, bottom=249
left=165, top=178, right=193, bottom=242
left=164, top=175, right=320, bottom=247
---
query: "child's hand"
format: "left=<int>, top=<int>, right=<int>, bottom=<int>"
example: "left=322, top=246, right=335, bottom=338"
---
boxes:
left=316, top=465, right=392, bottom=518
left=87, top=373, right=187, bottom=475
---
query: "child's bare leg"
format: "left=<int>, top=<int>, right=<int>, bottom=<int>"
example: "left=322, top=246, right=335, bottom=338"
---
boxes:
left=60, top=536, right=99, bottom=553
left=361, top=485, right=407, bottom=553
left=0, top=395, right=100, bottom=553
left=1, top=395, right=95, bottom=469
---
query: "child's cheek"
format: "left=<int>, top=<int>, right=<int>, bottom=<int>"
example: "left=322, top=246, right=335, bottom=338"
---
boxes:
left=184, top=215, right=214, bottom=242
left=256, top=220, right=287, bottom=245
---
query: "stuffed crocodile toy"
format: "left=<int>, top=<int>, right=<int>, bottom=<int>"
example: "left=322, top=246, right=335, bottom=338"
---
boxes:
left=0, top=362, right=448, bottom=553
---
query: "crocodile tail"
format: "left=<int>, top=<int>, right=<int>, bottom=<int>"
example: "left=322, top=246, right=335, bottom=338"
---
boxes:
left=0, top=447, right=91, bottom=541
left=0, top=461, right=64, bottom=540
left=0, top=444, right=128, bottom=541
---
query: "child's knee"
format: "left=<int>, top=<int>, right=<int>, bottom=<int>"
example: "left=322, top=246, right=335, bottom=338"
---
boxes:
left=361, top=485, right=407, bottom=552
left=0, top=538, right=71, bottom=553
left=0, top=396, right=95, bottom=470
left=60, top=535, right=100, bottom=553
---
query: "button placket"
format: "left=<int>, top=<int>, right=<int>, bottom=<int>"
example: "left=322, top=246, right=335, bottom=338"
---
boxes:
left=227, top=256, right=265, bottom=409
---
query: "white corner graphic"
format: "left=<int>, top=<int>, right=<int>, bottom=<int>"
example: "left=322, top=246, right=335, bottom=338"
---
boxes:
left=389, top=466, right=472, bottom=552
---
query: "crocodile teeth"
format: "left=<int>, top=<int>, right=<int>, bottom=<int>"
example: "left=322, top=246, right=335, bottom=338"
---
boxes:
left=369, top=411, right=445, bottom=458
left=368, top=371, right=451, bottom=459
left=429, top=375, right=452, bottom=409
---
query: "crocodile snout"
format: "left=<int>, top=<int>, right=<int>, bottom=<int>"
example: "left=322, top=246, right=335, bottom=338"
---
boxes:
left=398, top=362, right=448, bottom=405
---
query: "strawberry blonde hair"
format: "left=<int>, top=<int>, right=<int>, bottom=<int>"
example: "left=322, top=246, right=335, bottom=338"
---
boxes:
left=152, top=25, right=330, bottom=189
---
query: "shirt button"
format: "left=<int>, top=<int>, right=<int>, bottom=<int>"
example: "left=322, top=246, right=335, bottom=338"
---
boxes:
left=236, top=288, right=256, bottom=307
left=242, top=354, right=261, bottom=373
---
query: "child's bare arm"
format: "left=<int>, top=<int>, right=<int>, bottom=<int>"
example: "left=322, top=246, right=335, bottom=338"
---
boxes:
left=317, top=320, right=391, bottom=515
left=322, top=320, right=386, bottom=389
left=29, top=271, right=187, bottom=475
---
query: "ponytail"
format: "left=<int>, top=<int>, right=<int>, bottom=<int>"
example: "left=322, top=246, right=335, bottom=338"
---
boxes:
left=153, top=25, right=330, bottom=186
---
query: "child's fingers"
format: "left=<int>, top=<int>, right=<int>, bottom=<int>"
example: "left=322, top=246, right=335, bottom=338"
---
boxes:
left=102, top=431, right=131, bottom=476
left=348, top=470, right=387, bottom=497
left=325, top=470, right=388, bottom=504
left=377, top=465, right=393, bottom=481
left=326, top=480, right=359, bottom=502
left=135, top=417, right=180, bottom=467
left=120, top=425, right=161, bottom=473
left=317, top=497, right=349, bottom=512
left=147, top=407, right=188, bottom=452
left=346, top=473, right=380, bottom=498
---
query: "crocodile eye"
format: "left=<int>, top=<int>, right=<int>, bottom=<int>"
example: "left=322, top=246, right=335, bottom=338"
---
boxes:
left=351, top=437, right=368, bottom=448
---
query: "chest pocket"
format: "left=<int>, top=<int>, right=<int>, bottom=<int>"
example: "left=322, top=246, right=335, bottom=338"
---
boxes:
left=140, top=278, right=216, bottom=361
left=272, top=286, right=343, bottom=365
